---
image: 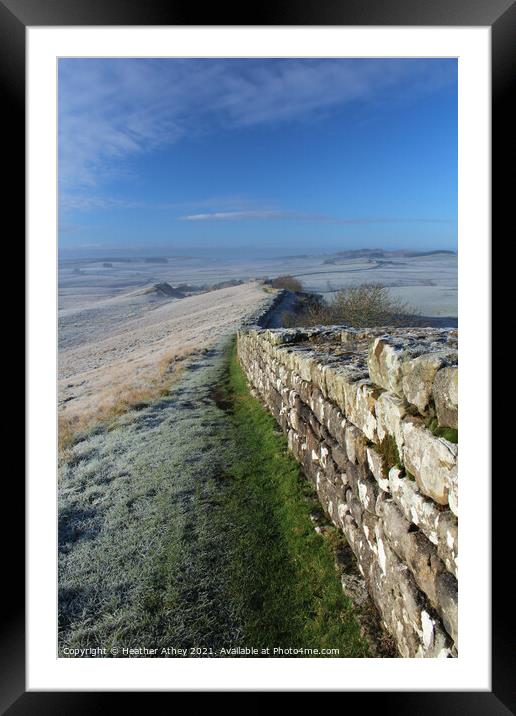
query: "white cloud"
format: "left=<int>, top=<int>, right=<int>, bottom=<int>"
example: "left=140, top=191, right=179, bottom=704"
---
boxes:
left=179, top=209, right=454, bottom=224
left=59, top=58, right=456, bottom=207
left=179, top=209, right=329, bottom=221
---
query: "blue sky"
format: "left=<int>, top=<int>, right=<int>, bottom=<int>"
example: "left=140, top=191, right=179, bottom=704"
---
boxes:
left=58, top=58, right=457, bottom=257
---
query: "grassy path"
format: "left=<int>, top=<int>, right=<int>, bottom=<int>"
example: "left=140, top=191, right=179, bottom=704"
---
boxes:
left=219, top=342, right=368, bottom=656
left=58, top=339, right=369, bottom=657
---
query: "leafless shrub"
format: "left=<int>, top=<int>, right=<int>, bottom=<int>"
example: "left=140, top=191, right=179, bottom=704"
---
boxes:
left=284, top=283, right=419, bottom=328
left=270, top=275, right=303, bottom=292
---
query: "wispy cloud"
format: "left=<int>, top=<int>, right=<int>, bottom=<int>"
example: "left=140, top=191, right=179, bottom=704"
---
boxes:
left=60, top=195, right=146, bottom=211
left=179, top=209, right=329, bottom=222
left=179, top=208, right=454, bottom=224
left=59, top=58, right=455, bottom=209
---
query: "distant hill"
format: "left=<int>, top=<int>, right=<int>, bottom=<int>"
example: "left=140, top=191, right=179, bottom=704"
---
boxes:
left=144, top=282, right=185, bottom=298
left=336, top=248, right=454, bottom=258
left=323, top=248, right=455, bottom=264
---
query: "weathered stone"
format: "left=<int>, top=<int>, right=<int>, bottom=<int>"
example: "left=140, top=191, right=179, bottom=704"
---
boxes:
left=325, top=362, right=369, bottom=409
left=389, top=468, right=457, bottom=578
left=291, top=373, right=312, bottom=405
left=368, top=334, right=457, bottom=414
left=311, top=359, right=331, bottom=396
left=316, top=474, right=346, bottom=526
left=309, top=388, right=326, bottom=424
left=340, top=327, right=375, bottom=344
left=368, top=336, right=406, bottom=394
left=325, top=404, right=348, bottom=445
left=344, top=424, right=368, bottom=465
left=287, top=389, right=301, bottom=411
left=448, top=462, right=458, bottom=517
left=287, top=428, right=304, bottom=462
left=238, top=324, right=459, bottom=658
left=305, top=424, right=321, bottom=463
left=336, top=495, right=351, bottom=529
left=302, top=451, right=318, bottom=485
left=345, top=462, right=360, bottom=493
left=288, top=407, right=302, bottom=435
left=402, top=418, right=457, bottom=505
left=290, top=349, right=317, bottom=383
left=433, top=366, right=458, bottom=429
left=402, top=351, right=456, bottom=414
left=435, top=570, right=458, bottom=644
left=342, top=380, right=378, bottom=442
left=375, top=488, right=389, bottom=517
left=389, top=467, right=440, bottom=544
left=356, top=471, right=379, bottom=514
left=361, top=510, right=379, bottom=552
left=375, top=391, right=407, bottom=457
left=436, top=509, right=458, bottom=577
left=307, top=409, right=328, bottom=440
left=358, top=518, right=453, bottom=658
left=264, top=327, right=308, bottom=345
left=331, top=443, right=348, bottom=470
left=379, top=500, right=458, bottom=641
left=367, top=446, right=390, bottom=492
left=346, top=489, right=363, bottom=526
left=306, top=388, right=349, bottom=446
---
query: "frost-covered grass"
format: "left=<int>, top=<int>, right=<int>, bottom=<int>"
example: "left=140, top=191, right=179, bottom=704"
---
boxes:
left=58, top=340, right=369, bottom=657
left=58, top=348, right=192, bottom=454
left=58, top=348, right=241, bottom=654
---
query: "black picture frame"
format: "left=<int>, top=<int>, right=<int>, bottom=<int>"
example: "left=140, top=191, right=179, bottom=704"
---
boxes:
left=5, top=0, right=512, bottom=709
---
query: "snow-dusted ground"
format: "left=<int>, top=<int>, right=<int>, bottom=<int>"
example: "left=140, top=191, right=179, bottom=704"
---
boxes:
left=59, top=252, right=457, bottom=317
left=59, top=281, right=271, bottom=423
left=58, top=251, right=457, bottom=425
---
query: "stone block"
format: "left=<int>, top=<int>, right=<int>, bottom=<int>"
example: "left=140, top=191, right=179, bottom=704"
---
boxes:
left=375, top=391, right=407, bottom=458
left=436, top=509, right=458, bottom=578
left=367, top=446, right=390, bottom=492
left=389, top=467, right=439, bottom=544
left=433, top=366, right=458, bottom=429
left=342, top=380, right=379, bottom=442
left=402, top=351, right=457, bottom=415
left=344, top=423, right=368, bottom=465
left=356, top=471, right=379, bottom=514
left=448, top=462, right=458, bottom=517
left=368, top=336, right=407, bottom=395
left=379, top=500, right=458, bottom=641
left=402, top=418, right=458, bottom=505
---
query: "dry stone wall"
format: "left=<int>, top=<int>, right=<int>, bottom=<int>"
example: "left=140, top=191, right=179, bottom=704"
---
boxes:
left=237, top=324, right=458, bottom=658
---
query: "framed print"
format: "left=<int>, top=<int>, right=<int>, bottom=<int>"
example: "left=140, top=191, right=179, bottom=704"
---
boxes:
left=4, top=0, right=512, bottom=709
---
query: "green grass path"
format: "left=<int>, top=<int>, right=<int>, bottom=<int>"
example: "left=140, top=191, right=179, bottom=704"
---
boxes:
left=219, top=342, right=368, bottom=656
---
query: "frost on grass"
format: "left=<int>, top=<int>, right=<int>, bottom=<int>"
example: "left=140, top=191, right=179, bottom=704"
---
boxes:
left=58, top=349, right=241, bottom=653
left=59, top=342, right=371, bottom=657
